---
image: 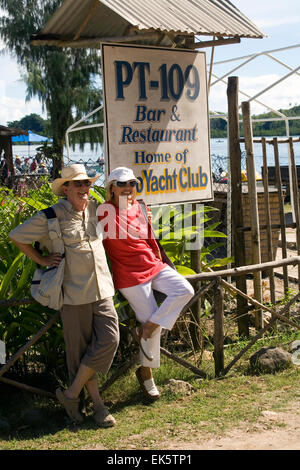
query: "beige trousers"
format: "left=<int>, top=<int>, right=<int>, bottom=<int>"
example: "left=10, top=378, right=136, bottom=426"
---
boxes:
left=60, top=297, right=119, bottom=383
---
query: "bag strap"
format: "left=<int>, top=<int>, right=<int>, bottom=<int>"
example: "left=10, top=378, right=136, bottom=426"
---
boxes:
left=42, top=207, right=57, bottom=220
left=35, top=206, right=65, bottom=266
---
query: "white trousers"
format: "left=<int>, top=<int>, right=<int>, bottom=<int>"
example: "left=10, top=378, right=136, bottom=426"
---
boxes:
left=119, top=266, right=194, bottom=368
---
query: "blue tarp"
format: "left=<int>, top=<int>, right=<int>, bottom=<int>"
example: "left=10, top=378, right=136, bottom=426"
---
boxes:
left=12, top=130, right=52, bottom=143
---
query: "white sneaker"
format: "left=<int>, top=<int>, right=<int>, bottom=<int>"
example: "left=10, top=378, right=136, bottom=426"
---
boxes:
left=135, top=367, right=160, bottom=400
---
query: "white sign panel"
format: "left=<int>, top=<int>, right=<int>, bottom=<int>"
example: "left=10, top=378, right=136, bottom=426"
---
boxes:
left=101, top=43, right=212, bottom=205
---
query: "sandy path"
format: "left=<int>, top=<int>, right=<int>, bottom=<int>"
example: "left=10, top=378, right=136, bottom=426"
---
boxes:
left=164, top=406, right=300, bottom=450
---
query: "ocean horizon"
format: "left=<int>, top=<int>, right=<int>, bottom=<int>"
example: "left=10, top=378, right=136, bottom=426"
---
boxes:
left=12, top=136, right=300, bottom=178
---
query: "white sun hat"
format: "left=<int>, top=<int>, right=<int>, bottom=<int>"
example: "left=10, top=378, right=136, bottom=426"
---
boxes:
left=108, top=167, right=138, bottom=183
left=52, top=164, right=100, bottom=196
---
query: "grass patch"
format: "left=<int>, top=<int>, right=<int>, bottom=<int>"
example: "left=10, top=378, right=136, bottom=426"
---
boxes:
left=0, top=330, right=299, bottom=450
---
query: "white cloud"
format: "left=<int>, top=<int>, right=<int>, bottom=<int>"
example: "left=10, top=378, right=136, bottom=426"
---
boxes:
left=209, top=74, right=300, bottom=115
left=240, top=74, right=300, bottom=113
left=0, top=92, right=45, bottom=125
left=0, top=54, right=45, bottom=125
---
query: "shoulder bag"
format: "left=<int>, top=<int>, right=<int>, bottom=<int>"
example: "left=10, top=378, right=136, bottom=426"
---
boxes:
left=30, top=207, right=65, bottom=310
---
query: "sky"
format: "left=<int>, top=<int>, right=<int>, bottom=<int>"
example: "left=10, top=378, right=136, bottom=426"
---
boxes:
left=0, top=0, right=300, bottom=126
left=204, top=0, right=300, bottom=115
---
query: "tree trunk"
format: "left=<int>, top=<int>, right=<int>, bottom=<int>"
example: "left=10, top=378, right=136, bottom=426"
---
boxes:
left=51, top=141, right=64, bottom=179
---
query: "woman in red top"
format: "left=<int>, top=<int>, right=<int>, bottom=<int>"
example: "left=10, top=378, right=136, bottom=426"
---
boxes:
left=98, top=167, right=194, bottom=400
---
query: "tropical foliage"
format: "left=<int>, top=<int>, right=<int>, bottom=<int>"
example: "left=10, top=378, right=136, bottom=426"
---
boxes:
left=152, top=204, right=230, bottom=274
left=0, top=183, right=65, bottom=378
left=0, top=181, right=229, bottom=379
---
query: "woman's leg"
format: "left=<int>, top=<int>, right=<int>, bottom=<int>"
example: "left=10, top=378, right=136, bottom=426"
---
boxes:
left=120, top=268, right=194, bottom=366
left=59, top=299, right=119, bottom=423
left=150, top=266, right=194, bottom=330
left=81, top=297, right=120, bottom=376
left=60, top=303, right=94, bottom=384
left=119, top=282, right=162, bottom=369
left=64, top=363, right=96, bottom=400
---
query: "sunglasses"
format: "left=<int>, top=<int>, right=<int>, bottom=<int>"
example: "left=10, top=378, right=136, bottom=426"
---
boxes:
left=72, top=180, right=92, bottom=188
left=113, top=180, right=137, bottom=188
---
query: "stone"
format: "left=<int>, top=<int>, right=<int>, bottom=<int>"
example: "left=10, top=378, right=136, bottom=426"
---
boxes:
left=261, top=410, right=279, bottom=420
left=249, top=346, right=292, bottom=373
left=21, top=408, right=45, bottom=426
left=289, top=339, right=300, bottom=353
left=166, top=379, right=194, bottom=395
left=0, top=417, right=11, bottom=434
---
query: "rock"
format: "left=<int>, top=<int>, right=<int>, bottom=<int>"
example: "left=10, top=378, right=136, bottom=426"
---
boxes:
left=289, top=339, right=300, bottom=353
left=289, top=340, right=300, bottom=365
left=261, top=410, right=279, bottom=420
left=21, top=408, right=45, bottom=426
left=249, top=346, right=292, bottom=373
left=202, top=350, right=213, bottom=361
left=0, top=417, right=11, bottom=434
left=166, top=379, right=194, bottom=395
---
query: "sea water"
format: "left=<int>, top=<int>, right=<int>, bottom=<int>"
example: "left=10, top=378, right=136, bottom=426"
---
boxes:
left=12, top=138, right=300, bottom=178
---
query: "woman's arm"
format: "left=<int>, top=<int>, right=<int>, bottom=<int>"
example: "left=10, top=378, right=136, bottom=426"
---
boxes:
left=9, top=238, right=62, bottom=267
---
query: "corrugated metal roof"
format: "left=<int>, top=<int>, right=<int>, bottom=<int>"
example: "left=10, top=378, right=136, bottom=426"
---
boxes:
left=32, top=0, right=265, bottom=47
left=0, top=126, right=28, bottom=137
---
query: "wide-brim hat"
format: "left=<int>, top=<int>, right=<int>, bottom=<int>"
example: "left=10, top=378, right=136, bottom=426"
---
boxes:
left=52, top=164, right=100, bottom=196
left=107, top=167, right=138, bottom=184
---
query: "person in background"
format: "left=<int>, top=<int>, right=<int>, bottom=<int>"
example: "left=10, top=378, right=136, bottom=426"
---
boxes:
left=98, top=167, right=194, bottom=400
left=0, top=159, right=8, bottom=184
left=9, top=164, right=119, bottom=427
left=23, top=158, right=30, bottom=173
left=30, top=158, right=38, bottom=173
left=15, top=156, right=22, bottom=174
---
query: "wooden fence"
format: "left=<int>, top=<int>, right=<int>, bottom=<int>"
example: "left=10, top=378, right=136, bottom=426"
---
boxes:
left=1, top=252, right=300, bottom=397
left=228, top=76, right=300, bottom=336
left=1, top=76, right=300, bottom=396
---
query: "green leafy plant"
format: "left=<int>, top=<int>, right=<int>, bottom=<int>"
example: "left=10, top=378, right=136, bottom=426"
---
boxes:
left=0, top=184, right=231, bottom=379
left=152, top=204, right=231, bottom=271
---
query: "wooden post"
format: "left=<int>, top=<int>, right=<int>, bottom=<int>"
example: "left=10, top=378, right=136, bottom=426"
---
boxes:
left=190, top=203, right=203, bottom=349
left=0, top=376, right=55, bottom=398
left=288, top=137, right=300, bottom=291
left=261, top=137, right=276, bottom=305
left=161, top=348, right=207, bottom=378
left=242, top=101, right=263, bottom=330
left=227, top=77, right=249, bottom=337
left=221, top=278, right=300, bottom=330
left=222, top=290, right=300, bottom=376
left=3, top=136, right=15, bottom=188
left=185, top=255, right=300, bottom=282
left=0, top=312, right=60, bottom=378
left=213, top=277, right=224, bottom=376
left=273, top=137, right=289, bottom=297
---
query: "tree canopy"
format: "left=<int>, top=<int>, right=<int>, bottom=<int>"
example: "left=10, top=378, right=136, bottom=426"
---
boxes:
left=210, top=105, right=300, bottom=138
left=7, top=113, right=50, bottom=135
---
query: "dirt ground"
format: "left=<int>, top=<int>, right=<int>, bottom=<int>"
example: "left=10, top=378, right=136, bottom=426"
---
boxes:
left=165, top=239, right=300, bottom=451
left=163, top=403, right=300, bottom=450
left=166, top=239, right=300, bottom=451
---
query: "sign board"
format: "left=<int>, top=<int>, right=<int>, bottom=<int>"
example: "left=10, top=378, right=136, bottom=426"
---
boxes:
left=101, top=43, right=212, bottom=205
